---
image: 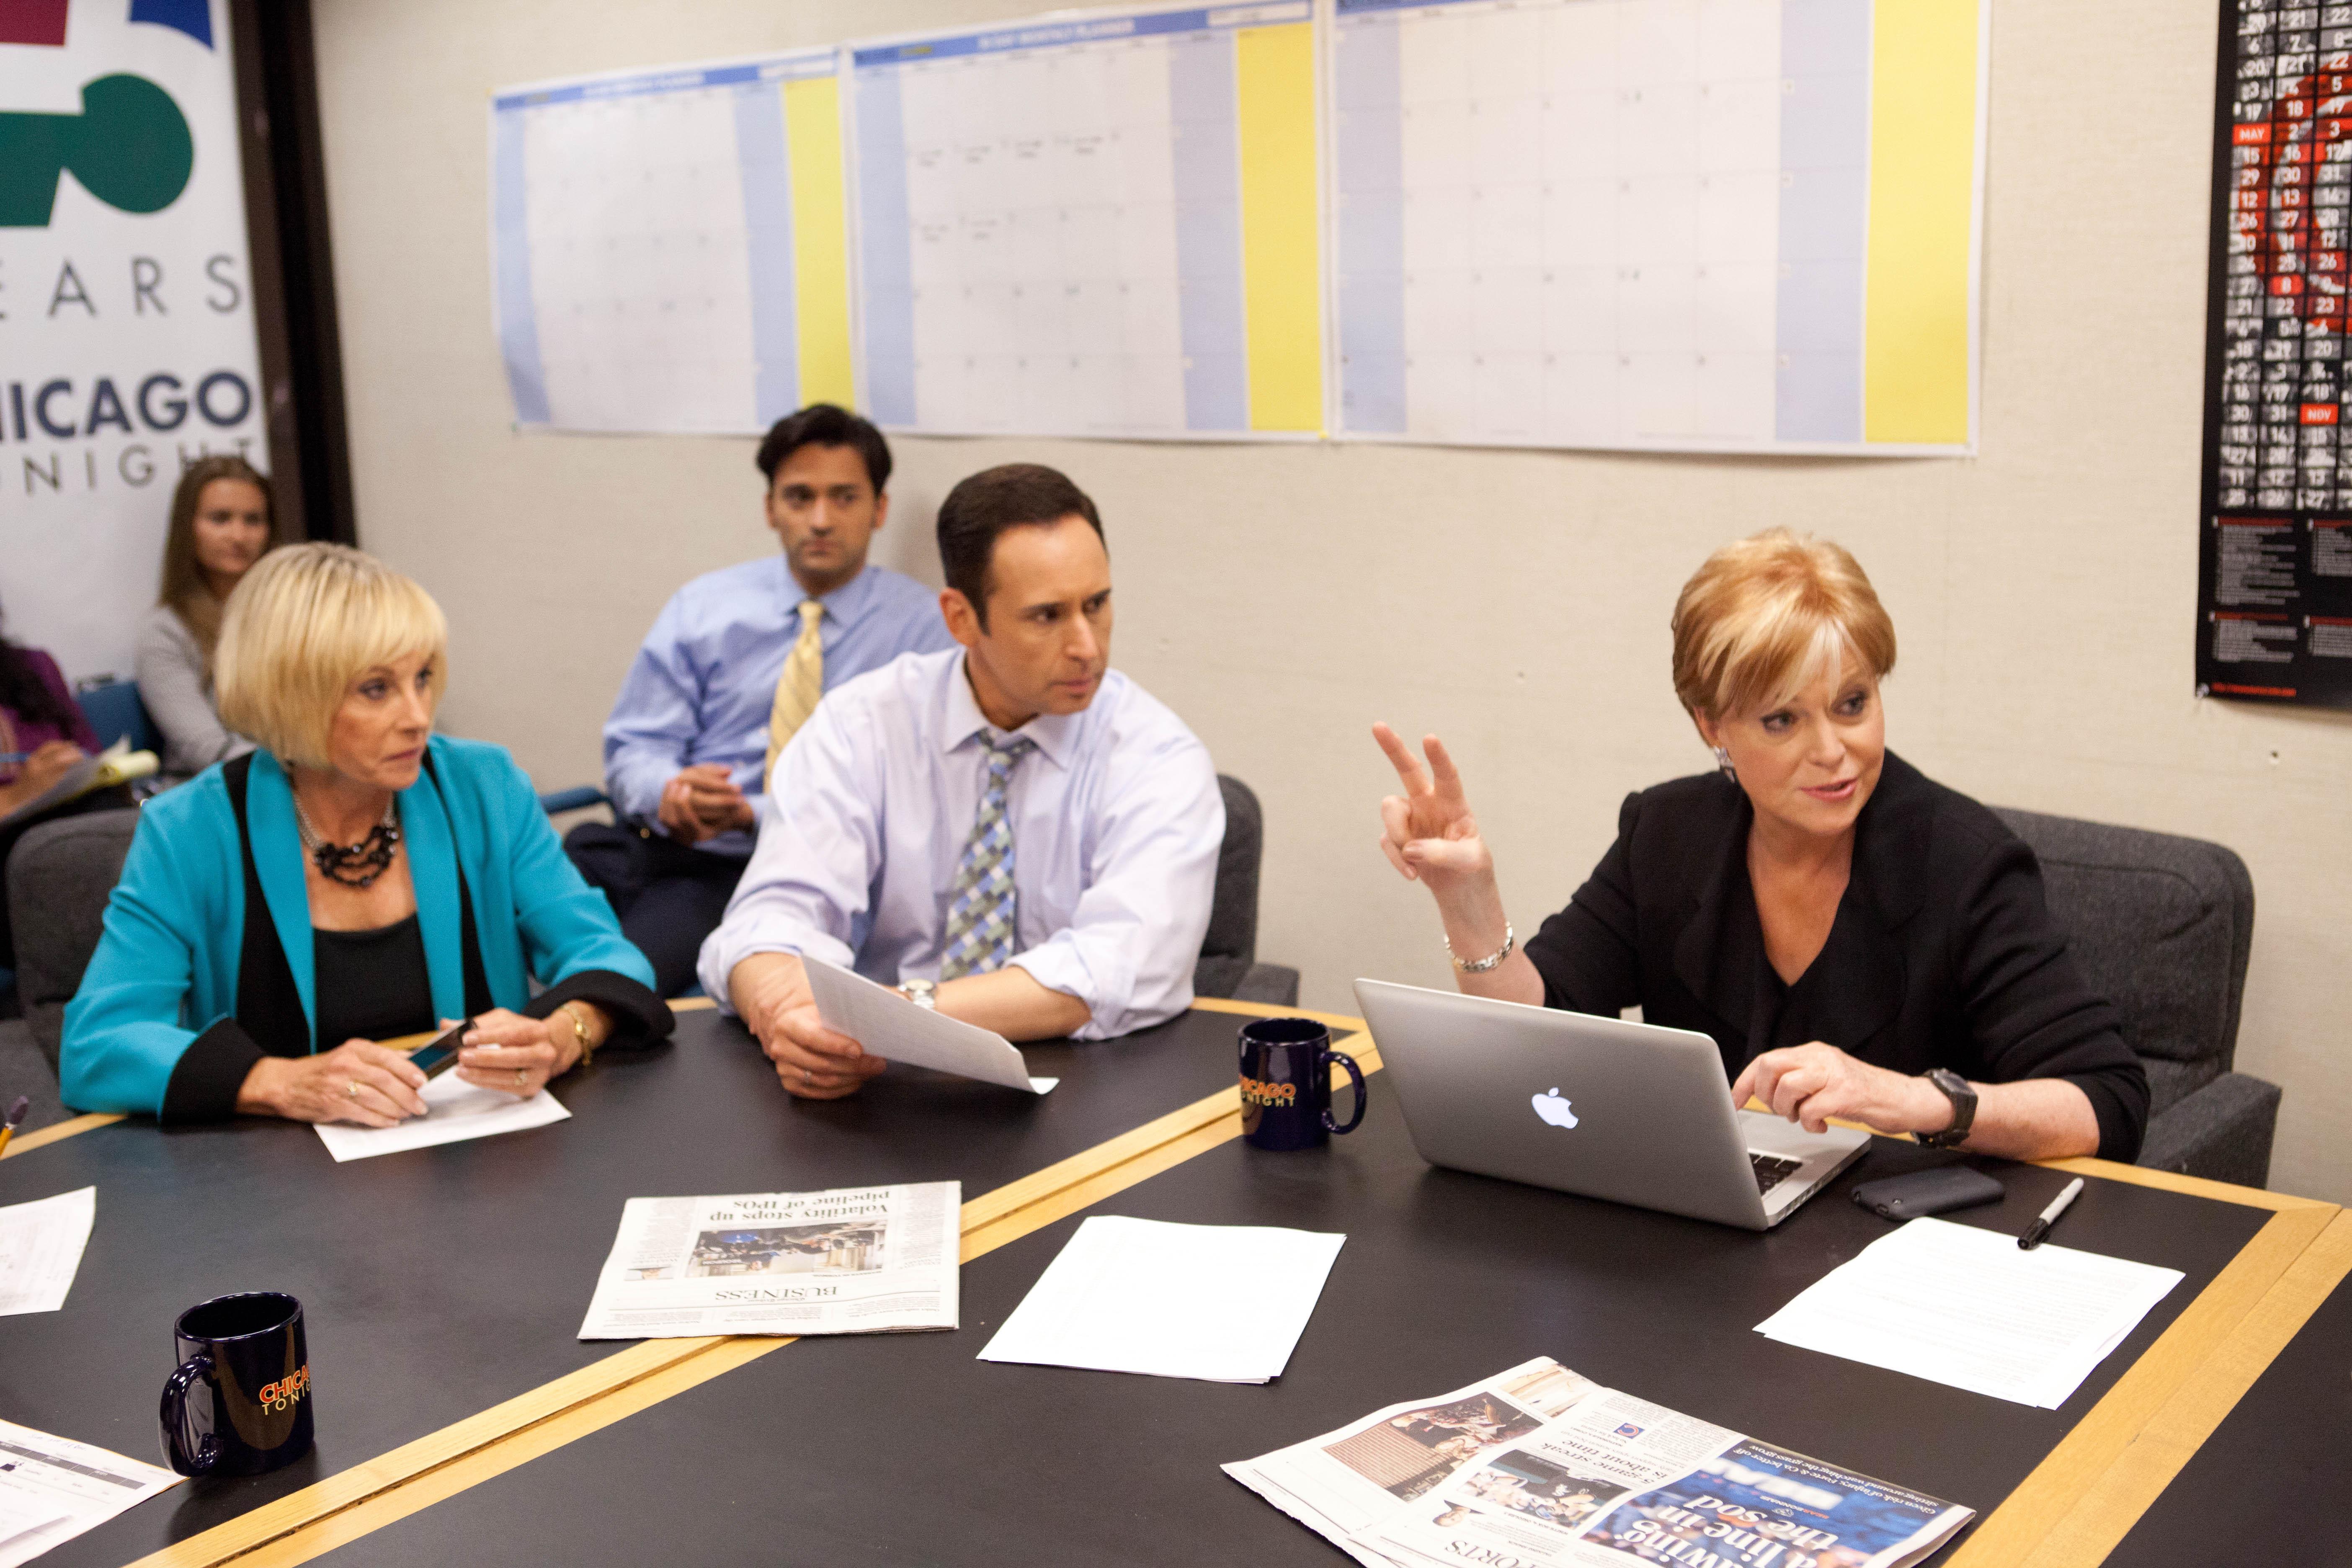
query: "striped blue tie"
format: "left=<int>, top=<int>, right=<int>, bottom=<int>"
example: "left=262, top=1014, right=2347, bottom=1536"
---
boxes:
left=937, top=737, right=1036, bottom=981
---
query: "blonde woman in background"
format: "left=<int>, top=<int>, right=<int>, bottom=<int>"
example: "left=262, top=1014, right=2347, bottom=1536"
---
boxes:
left=1373, top=529, right=2148, bottom=1163
left=66, top=544, right=671, bottom=1124
left=136, top=455, right=283, bottom=777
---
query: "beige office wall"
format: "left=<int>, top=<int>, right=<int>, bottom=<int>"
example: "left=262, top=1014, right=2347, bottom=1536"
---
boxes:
left=312, top=0, right=2352, bottom=1201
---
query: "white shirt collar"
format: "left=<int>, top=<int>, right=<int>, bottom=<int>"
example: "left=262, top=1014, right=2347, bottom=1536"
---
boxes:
left=941, top=651, right=1080, bottom=771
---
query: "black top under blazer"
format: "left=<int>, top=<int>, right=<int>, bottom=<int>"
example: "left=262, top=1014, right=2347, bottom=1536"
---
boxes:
left=1522, top=751, right=2150, bottom=1161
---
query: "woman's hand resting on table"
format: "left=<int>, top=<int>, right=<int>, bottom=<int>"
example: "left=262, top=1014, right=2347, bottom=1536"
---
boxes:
left=1730, top=1041, right=1954, bottom=1138
left=236, top=1041, right=429, bottom=1126
left=457, top=1006, right=604, bottom=1099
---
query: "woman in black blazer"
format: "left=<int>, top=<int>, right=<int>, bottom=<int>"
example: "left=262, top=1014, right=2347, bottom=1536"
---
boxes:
left=1373, top=531, right=2147, bottom=1163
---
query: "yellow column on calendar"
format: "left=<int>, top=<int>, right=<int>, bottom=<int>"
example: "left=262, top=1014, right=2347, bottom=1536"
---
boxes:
left=1862, top=0, right=1980, bottom=446
left=1235, top=22, right=1323, bottom=434
left=783, top=75, right=856, bottom=411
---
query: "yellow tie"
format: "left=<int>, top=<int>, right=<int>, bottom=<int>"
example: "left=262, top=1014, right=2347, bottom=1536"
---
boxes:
left=764, top=600, right=825, bottom=786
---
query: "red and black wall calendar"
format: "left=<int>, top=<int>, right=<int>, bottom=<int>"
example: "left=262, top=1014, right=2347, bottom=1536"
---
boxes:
left=2202, top=0, right=2352, bottom=708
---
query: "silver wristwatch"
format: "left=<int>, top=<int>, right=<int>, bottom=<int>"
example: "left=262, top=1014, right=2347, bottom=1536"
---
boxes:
left=900, top=978, right=938, bottom=1010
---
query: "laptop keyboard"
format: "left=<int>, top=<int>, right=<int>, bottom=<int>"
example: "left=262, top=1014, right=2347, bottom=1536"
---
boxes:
left=1749, top=1152, right=1805, bottom=1193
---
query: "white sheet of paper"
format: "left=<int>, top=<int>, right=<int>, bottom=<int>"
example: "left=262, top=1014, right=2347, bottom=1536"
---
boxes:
left=1754, top=1216, right=2183, bottom=1408
left=0, top=1418, right=179, bottom=1568
left=314, top=1073, right=570, bottom=1162
left=802, top=955, right=1054, bottom=1093
left=0, top=1186, right=94, bottom=1317
left=978, top=1216, right=1346, bottom=1384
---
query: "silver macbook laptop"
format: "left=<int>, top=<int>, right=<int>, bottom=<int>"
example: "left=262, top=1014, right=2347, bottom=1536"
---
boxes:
left=1354, top=979, right=1870, bottom=1230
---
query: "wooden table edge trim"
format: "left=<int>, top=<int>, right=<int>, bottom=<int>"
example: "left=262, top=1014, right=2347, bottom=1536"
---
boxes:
left=0, top=1111, right=124, bottom=1158
left=2013, top=1207, right=2352, bottom=1568
left=113, top=1003, right=1353, bottom=1568
left=1945, top=1199, right=2341, bottom=1568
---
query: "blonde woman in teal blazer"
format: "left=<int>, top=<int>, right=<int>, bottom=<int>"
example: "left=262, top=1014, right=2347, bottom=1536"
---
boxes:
left=63, top=545, right=669, bottom=1124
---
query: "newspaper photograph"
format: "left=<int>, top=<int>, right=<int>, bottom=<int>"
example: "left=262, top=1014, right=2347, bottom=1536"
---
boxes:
left=1228, top=1360, right=1973, bottom=1568
left=1221, top=1357, right=1597, bottom=1550
left=578, top=1183, right=959, bottom=1340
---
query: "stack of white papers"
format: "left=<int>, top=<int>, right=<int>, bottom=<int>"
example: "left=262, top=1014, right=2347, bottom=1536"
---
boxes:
left=978, top=1216, right=1345, bottom=1384
left=1755, top=1215, right=2183, bottom=1408
left=0, top=1187, right=94, bottom=1317
left=0, top=1418, right=178, bottom=1568
left=314, top=1074, right=570, bottom=1162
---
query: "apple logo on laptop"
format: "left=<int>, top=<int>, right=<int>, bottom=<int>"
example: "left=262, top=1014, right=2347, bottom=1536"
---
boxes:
left=1531, top=1088, right=1578, bottom=1129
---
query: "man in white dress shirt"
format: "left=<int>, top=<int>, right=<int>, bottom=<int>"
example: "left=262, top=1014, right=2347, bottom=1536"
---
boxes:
left=699, top=463, right=1225, bottom=1098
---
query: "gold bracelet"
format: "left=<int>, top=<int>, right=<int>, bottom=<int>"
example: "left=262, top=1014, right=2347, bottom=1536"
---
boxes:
left=559, top=1001, right=596, bottom=1069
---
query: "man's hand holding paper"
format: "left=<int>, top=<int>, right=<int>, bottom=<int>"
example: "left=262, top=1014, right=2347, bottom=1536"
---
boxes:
left=729, top=952, right=892, bottom=1099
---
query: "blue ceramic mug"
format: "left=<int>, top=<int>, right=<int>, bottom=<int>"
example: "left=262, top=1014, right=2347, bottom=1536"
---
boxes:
left=1239, top=1016, right=1367, bottom=1151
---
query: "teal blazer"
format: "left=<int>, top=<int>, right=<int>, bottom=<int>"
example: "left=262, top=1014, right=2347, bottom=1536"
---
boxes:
left=62, top=735, right=669, bottom=1120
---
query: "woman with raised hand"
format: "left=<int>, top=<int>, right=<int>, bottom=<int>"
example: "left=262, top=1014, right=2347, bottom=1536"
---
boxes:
left=1373, top=529, right=2146, bottom=1163
left=137, top=455, right=284, bottom=778
left=65, top=544, right=672, bottom=1125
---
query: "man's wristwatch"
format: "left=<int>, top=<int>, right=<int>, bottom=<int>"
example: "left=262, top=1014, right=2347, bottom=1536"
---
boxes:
left=900, top=978, right=938, bottom=1011
left=1916, top=1067, right=1977, bottom=1148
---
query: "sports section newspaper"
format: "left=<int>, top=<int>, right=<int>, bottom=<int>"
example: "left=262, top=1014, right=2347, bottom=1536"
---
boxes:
left=2200, top=0, right=2352, bottom=709
left=1226, top=1358, right=1970, bottom=1568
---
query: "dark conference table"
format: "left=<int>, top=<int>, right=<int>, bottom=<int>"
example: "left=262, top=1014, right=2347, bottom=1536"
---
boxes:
left=311, top=1070, right=2325, bottom=1568
left=0, top=1001, right=1274, bottom=1568
left=2105, top=1213, right=2352, bottom=1568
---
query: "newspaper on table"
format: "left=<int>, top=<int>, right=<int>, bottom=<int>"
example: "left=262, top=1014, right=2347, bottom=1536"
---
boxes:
left=578, top=1183, right=959, bottom=1341
left=1225, top=1357, right=1973, bottom=1568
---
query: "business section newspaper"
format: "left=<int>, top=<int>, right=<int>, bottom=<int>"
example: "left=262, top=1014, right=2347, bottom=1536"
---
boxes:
left=1225, top=1357, right=1971, bottom=1568
left=578, top=1183, right=959, bottom=1341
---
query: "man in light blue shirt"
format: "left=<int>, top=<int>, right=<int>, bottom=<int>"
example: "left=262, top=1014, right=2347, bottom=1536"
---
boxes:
left=702, top=463, right=1225, bottom=1098
left=567, top=405, right=956, bottom=996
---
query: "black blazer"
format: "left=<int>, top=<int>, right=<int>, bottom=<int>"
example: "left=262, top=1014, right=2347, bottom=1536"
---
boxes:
left=1523, top=751, right=2149, bottom=1161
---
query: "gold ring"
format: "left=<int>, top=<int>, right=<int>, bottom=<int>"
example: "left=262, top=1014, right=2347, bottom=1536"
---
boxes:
left=347, top=1080, right=361, bottom=1099
left=515, top=1068, right=527, bottom=1088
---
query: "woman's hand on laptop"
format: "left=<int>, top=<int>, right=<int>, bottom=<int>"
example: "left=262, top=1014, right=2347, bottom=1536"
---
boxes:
left=1731, top=1042, right=1952, bottom=1138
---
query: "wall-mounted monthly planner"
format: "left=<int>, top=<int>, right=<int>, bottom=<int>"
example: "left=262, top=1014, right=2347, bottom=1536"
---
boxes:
left=485, top=0, right=1986, bottom=454
left=1326, top=0, right=1986, bottom=454
left=848, top=3, right=1324, bottom=440
left=491, top=49, right=854, bottom=435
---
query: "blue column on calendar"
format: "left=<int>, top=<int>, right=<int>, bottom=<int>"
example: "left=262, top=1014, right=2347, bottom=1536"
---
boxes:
left=1333, top=16, right=1406, bottom=433
left=855, top=68, right=919, bottom=427
left=1774, top=0, right=1870, bottom=444
left=734, top=83, right=802, bottom=427
left=1168, top=33, right=1248, bottom=433
left=491, top=110, right=550, bottom=425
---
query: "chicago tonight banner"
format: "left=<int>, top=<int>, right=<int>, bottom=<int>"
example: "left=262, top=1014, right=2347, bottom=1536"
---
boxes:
left=0, top=0, right=266, bottom=685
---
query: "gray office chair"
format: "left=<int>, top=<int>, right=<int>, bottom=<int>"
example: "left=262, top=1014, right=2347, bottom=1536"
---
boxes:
left=1994, top=806, right=2280, bottom=1188
left=6, top=808, right=139, bottom=1080
left=1194, top=775, right=1301, bottom=1008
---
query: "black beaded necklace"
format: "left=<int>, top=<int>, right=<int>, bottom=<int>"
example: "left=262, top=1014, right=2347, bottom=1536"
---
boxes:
left=293, top=794, right=402, bottom=888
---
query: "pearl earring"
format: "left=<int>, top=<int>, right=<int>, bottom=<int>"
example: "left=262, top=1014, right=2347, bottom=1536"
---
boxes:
left=1712, top=745, right=1738, bottom=784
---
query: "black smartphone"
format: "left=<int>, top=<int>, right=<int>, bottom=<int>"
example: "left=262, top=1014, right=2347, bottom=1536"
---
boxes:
left=1851, top=1166, right=2005, bottom=1221
left=407, top=1019, right=472, bottom=1080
